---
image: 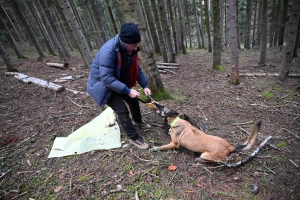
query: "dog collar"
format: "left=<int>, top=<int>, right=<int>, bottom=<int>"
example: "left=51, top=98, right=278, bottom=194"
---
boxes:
left=169, top=117, right=180, bottom=131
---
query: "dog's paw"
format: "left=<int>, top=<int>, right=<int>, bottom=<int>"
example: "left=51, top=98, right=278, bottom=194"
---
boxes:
left=195, top=157, right=203, bottom=162
left=149, top=147, right=161, bottom=152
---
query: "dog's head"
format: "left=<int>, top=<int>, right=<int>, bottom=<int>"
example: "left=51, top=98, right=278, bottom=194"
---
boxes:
left=145, top=101, right=170, bottom=117
left=165, top=110, right=180, bottom=125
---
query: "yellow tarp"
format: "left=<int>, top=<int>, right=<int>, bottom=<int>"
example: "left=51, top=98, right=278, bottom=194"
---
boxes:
left=48, top=107, right=121, bottom=158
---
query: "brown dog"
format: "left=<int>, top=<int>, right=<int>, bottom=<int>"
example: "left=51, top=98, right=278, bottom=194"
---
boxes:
left=151, top=111, right=261, bottom=163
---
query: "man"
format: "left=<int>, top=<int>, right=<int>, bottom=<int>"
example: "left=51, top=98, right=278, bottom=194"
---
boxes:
left=87, top=23, right=151, bottom=150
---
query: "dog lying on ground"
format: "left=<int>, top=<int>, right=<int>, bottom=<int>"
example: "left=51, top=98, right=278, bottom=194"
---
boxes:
left=151, top=111, right=262, bottom=163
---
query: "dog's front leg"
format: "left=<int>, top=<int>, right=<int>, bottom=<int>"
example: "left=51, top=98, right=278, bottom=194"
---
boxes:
left=159, top=142, right=179, bottom=150
left=150, top=142, right=178, bottom=152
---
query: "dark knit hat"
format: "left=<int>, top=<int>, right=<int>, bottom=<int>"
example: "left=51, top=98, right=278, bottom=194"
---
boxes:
left=119, top=23, right=141, bottom=44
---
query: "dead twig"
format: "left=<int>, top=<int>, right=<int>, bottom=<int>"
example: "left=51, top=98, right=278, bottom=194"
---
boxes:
left=67, top=96, right=90, bottom=109
left=135, top=191, right=139, bottom=200
left=130, top=149, right=159, bottom=163
left=45, top=172, right=55, bottom=183
left=283, top=128, right=300, bottom=140
left=289, top=159, right=299, bottom=168
left=11, top=191, right=28, bottom=200
left=167, top=172, right=177, bottom=185
left=141, top=166, right=159, bottom=178
left=17, top=132, right=39, bottom=147
left=232, top=121, right=253, bottom=126
left=263, top=164, right=276, bottom=174
left=0, top=169, right=11, bottom=179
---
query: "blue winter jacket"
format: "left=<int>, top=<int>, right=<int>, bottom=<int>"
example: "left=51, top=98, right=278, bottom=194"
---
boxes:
left=87, top=34, right=148, bottom=108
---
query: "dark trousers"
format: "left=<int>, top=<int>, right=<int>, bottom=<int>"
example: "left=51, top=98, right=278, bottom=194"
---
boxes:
left=106, top=92, right=142, bottom=140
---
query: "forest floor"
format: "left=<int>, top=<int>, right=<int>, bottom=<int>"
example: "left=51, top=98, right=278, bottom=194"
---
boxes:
left=0, top=46, right=299, bottom=200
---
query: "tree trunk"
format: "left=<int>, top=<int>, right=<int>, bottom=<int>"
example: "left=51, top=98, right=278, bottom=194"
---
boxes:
left=199, top=0, right=205, bottom=48
left=110, top=0, right=125, bottom=26
left=236, top=0, right=241, bottom=49
left=258, top=0, right=268, bottom=66
left=90, top=0, right=107, bottom=44
left=0, top=40, right=18, bottom=72
left=256, top=0, right=262, bottom=47
left=11, top=0, right=45, bottom=57
left=212, top=0, right=222, bottom=68
left=252, top=0, right=257, bottom=48
left=0, top=5, right=23, bottom=43
left=57, top=0, right=93, bottom=67
left=0, top=14, right=26, bottom=59
left=204, top=0, right=212, bottom=52
left=105, top=0, right=118, bottom=35
left=279, top=0, right=300, bottom=80
left=194, top=0, right=202, bottom=49
left=27, top=1, right=56, bottom=56
left=183, top=1, right=192, bottom=48
left=278, top=0, right=288, bottom=47
left=142, top=0, right=161, bottom=54
left=268, top=0, right=276, bottom=48
left=167, top=0, right=178, bottom=55
left=220, top=0, right=225, bottom=50
left=228, top=0, right=240, bottom=85
left=120, top=0, right=170, bottom=100
left=177, top=0, right=186, bottom=54
left=273, top=0, right=281, bottom=46
left=245, top=0, right=252, bottom=49
left=293, top=19, right=300, bottom=58
left=39, top=0, right=70, bottom=60
left=160, top=0, right=175, bottom=63
left=150, top=0, right=168, bottom=61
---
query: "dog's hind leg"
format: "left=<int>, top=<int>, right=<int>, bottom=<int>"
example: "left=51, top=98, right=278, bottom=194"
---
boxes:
left=197, top=151, right=225, bottom=163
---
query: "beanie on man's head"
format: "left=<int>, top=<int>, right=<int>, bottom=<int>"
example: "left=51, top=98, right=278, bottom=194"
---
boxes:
left=119, top=23, right=141, bottom=44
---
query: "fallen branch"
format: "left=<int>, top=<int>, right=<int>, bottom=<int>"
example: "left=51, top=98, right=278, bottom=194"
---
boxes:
left=162, top=69, right=181, bottom=76
left=219, top=135, right=272, bottom=168
left=239, top=72, right=300, bottom=78
left=157, top=62, right=180, bottom=66
left=158, top=70, right=167, bottom=74
left=158, top=66, right=179, bottom=69
left=5, top=72, right=64, bottom=92
left=46, top=62, right=69, bottom=69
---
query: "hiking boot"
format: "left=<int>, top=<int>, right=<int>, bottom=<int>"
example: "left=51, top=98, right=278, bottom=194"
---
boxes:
left=129, top=137, right=149, bottom=150
left=132, top=120, right=151, bottom=128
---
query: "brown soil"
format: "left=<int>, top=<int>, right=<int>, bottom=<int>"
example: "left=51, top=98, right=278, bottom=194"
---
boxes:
left=0, top=47, right=299, bottom=200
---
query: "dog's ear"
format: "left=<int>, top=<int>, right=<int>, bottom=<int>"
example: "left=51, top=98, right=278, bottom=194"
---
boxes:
left=166, top=110, right=179, bottom=118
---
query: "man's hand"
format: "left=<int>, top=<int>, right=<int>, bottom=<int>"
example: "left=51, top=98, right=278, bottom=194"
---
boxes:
left=144, top=88, right=151, bottom=96
left=128, top=89, right=140, bottom=98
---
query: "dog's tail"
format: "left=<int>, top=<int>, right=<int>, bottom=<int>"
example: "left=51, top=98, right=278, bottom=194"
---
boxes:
left=234, top=121, right=262, bottom=152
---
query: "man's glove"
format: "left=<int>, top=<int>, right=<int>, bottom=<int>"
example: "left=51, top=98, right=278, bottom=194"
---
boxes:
left=149, top=147, right=161, bottom=152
